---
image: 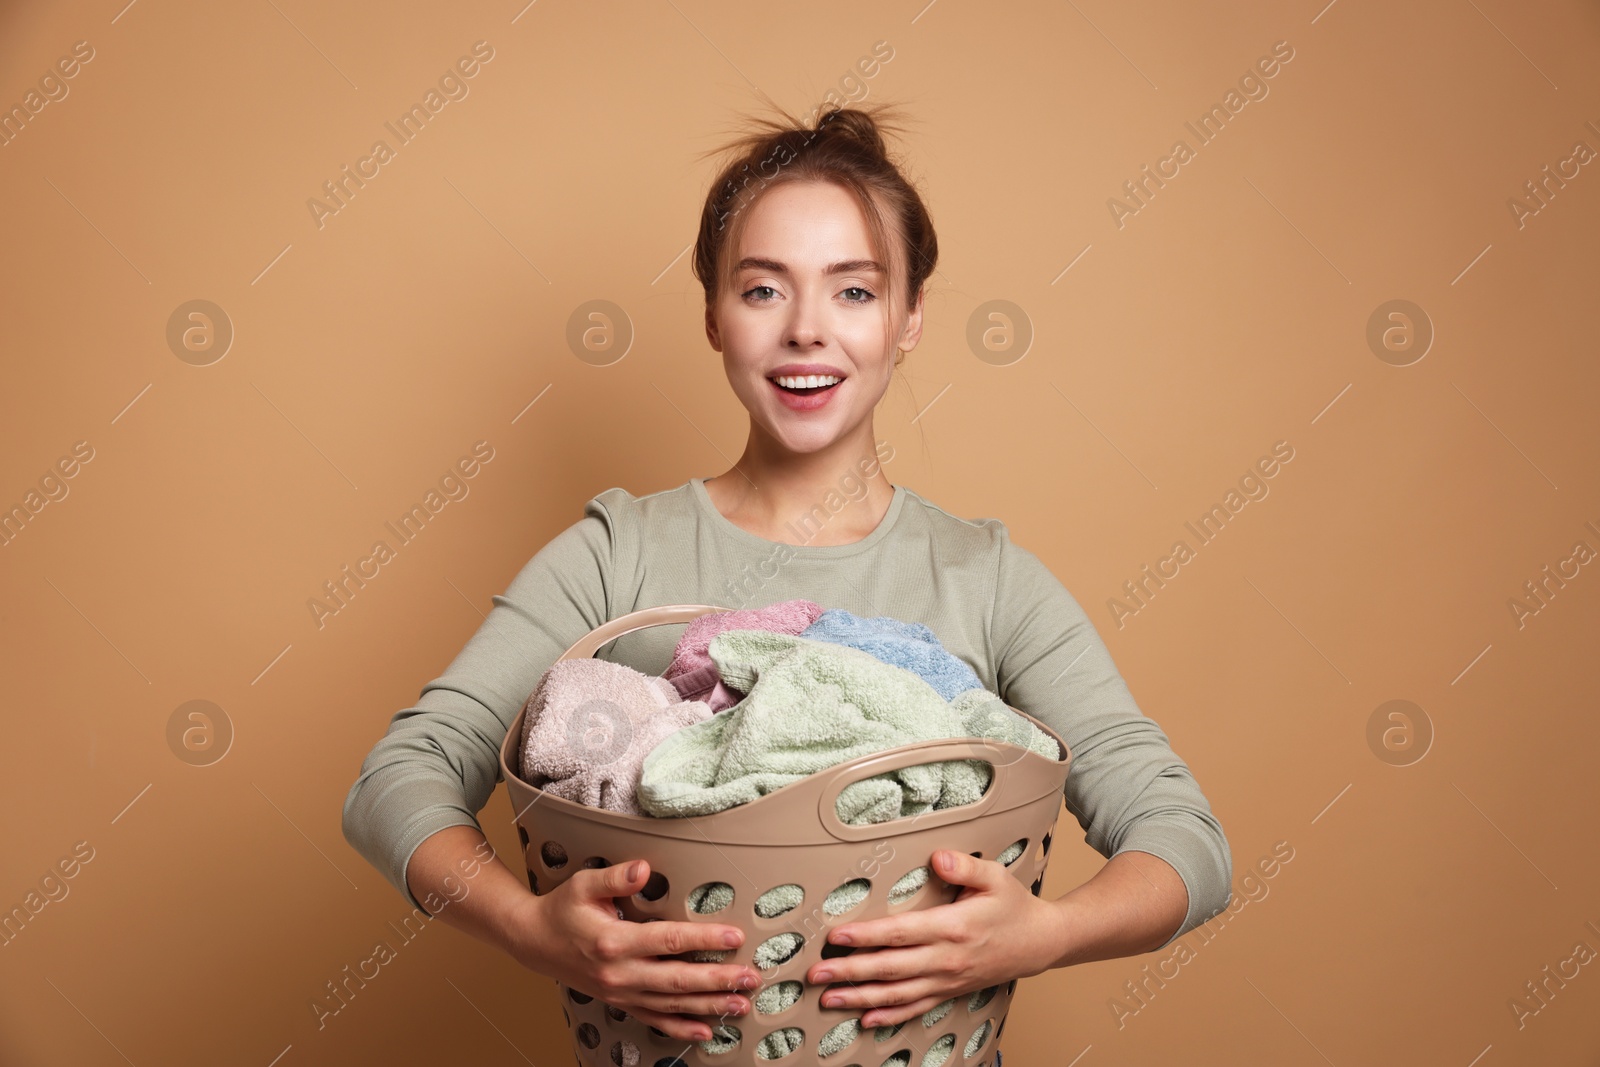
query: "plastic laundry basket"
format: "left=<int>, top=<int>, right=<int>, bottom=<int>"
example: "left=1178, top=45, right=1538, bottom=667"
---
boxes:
left=498, top=605, right=1073, bottom=1067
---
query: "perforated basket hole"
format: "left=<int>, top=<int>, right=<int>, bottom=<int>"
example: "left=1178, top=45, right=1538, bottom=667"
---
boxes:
left=995, top=839, right=1027, bottom=867
left=516, top=825, right=529, bottom=849
left=888, top=866, right=930, bottom=906
left=878, top=1051, right=910, bottom=1066
left=873, top=1021, right=905, bottom=1042
left=526, top=869, right=539, bottom=894
left=610, top=1040, right=640, bottom=1066
left=755, top=883, right=804, bottom=918
left=964, top=1020, right=992, bottom=1058
left=967, top=985, right=998, bottom=1013
left=819, top=1017, right=862, bottom=1054
left=688, top=881, right=735, bottom=914
left=919, top=1033, right=955, bottom=1067
left=1029, top=875, right=1043, bottom=897
left=1006, top=979, right=1017, bottom=997
left=578, top=1023, right=601, bottom=1048
left=582, top=855, right=612, bottom=870
left=605, top=1003, right=630, bottom=1023
left=702, top=1023, right=741, bottom=1054
left=994, top=1015, right=1008, bottom=1041
left=754, top=980, right=803, bottom=1015
left=754, top=932, right=804, bottom=969
left=754, top=1028, right=803, bottom=1059
left=922, top=998, right=955, bottom=1027
left=651, top=1058, right=685, bottom=1067
left=541, top=841, right=568, bottom=868
left=822, top=878, right=870, bottom=916
left=562, top=1006, right=570, bottom=1026
left=820, top=941, right=856, bottom=961
left=569, top=987, right=594, bottom=1005
left=1034, top=831, right=1052, bottom=863
left=635, top=871, right=669, bottom=902
left=647, top=1026, right=666, bottom=1038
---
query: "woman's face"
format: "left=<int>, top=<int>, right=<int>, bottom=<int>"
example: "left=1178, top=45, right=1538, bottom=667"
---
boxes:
left=705, top=179, right=922, bottom=456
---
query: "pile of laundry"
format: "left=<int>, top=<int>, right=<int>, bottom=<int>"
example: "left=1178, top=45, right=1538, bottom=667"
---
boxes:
left=516, top=599, right=1060, bottom=826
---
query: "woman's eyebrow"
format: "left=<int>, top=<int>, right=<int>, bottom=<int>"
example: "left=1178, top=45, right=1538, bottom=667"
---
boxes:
left=735, top=257, right=885, bottom=276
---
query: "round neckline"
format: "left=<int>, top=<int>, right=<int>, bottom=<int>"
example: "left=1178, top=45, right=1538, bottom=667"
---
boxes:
left=690, top=476, right=906, bottom=555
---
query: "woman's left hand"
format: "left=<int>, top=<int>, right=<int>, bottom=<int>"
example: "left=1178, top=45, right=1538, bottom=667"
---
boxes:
left=804, top=849, right=1070, bottom=1028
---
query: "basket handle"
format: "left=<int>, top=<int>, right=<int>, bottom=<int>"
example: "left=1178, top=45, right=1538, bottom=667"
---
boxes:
left=814, top=736, right=1032, bottom=843
left=556, top=604, right=734, bottom=662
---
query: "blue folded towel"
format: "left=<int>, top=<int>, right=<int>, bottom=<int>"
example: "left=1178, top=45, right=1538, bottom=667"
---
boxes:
left=799, top=607, right=984, bottom=701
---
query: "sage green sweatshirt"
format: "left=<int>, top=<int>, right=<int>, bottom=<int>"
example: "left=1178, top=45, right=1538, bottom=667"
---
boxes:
left=341, top=476, right=1232, bottom=947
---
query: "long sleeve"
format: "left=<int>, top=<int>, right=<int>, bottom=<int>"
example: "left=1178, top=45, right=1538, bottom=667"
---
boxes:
left=341, top=498, right=619, bottom=912
left=988, top=529, right=1231, bottom=948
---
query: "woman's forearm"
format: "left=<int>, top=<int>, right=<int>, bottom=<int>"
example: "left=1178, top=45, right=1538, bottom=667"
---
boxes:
left=1046, top=850, right=1189, bottom=969
left=405, top=824, right=538, bottom=957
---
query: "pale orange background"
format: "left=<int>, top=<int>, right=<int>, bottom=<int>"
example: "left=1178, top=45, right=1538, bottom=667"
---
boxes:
left=3, top=0, right=1598, bottom=1064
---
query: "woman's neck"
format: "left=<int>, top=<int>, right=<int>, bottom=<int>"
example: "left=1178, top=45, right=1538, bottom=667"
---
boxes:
left=703, top=433, right=895, bottom=547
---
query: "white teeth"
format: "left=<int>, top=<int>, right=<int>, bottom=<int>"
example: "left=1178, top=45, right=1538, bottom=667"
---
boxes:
left=773, top=374, right=842, bottom=389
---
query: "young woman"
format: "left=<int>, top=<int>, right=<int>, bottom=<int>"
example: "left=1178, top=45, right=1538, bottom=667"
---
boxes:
left=343, top=103, right=1231, bottom=1057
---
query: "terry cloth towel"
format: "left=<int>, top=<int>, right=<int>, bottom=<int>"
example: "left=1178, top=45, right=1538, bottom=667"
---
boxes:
left=664, top=599, right=824, bottom=712
left=637, top=630, right=1059, bottom=822
left=799, top=607, right=984, bottom=701
left=518, top=658, right=713, bottom=815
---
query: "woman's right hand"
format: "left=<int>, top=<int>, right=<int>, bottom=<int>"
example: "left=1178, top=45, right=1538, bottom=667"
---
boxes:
left=506, top=858, right=763, bottom=1042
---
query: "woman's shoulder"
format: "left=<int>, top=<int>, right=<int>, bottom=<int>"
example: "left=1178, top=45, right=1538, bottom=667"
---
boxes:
left=896, top=483, right=1011, bottom=539
left=575, top=479, right=698, bottom=528
left=892, top=483, right=1032, bottom=562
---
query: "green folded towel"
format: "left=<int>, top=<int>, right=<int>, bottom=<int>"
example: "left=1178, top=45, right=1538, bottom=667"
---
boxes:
left=637, top=630, right=1058, bottom=823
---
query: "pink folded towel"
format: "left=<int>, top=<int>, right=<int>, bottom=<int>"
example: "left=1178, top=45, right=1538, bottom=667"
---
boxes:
left=664, top=599, right=825, bottom=711
left=519, top=658, right=713, bottom=815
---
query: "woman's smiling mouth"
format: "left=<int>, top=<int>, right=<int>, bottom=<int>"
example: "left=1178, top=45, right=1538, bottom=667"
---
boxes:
left=768, top=373, right=845, bottom=410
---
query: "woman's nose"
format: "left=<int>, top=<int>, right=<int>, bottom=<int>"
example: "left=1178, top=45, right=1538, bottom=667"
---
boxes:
left=784, top=300, right=827, bottom=348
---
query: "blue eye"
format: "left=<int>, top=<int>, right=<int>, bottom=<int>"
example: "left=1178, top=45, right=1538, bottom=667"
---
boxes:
left=743, top=285, right=777, bottom=301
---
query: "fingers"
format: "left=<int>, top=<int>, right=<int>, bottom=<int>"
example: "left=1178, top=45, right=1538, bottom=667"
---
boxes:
left=633, top=917, right=748, bottom=961
left=820, top=905, right=965, bottom=958
left=628, top=982, right=753, bottom=1022
left=596, top=959, right=758, bottom=1038
left=577, top=866, right=767, bottom=1040
left=621, top=1002, right=725, bottom=1043
left=858, top=991, right=950, bottom=1029
left=582, top=863, right=747, bottom=961
left=591, top=858, right=649, bottom=899
left=810, top=942, right=946, bottom=992
left=630, top=954, right=761, bottom=998
left=928, top=849, right=997, bottom=887
left=821, top=974, right=937, bottom=1017
left=590, top=926, right=762, bottom=1030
